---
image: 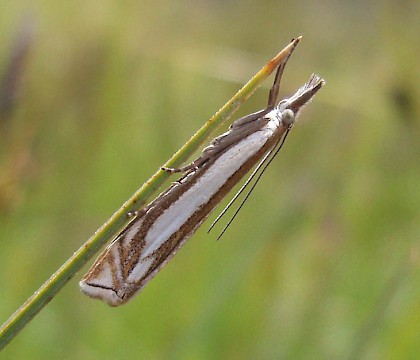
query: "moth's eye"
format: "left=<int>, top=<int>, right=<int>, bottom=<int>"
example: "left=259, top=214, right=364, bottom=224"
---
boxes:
left=281, top=109, right=295, bottom=126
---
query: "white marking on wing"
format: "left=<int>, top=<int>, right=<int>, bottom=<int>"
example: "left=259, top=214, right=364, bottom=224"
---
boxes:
left=132, top=125, right=278, bottom=272
left=127, top=257, right=153, bottom=283
left=122, top=221, right=142, bottom=245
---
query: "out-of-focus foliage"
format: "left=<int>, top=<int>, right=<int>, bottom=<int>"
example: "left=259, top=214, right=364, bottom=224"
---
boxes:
left=0, top=1, right=419, bottom=359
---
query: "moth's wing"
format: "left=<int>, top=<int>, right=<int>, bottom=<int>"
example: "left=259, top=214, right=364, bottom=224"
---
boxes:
left=192, top=113, right=271, bottom=169
left=79, top=213, right=153, bottom=306
left=166, top=109, right=270, bottom=172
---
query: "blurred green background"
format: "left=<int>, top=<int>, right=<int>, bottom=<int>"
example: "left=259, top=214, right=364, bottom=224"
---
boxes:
left=1, top=0, right=419, bottom=359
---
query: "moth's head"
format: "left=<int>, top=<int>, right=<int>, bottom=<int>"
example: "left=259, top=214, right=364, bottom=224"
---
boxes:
left=277, top=74, right=325, bottom=122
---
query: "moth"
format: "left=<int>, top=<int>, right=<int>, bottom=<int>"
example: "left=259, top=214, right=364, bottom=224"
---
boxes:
left=80, top=38, right=325, bottom=306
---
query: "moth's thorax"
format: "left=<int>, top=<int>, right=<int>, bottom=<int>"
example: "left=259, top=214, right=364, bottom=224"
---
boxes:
left=265, top=109, right=282, bottom=129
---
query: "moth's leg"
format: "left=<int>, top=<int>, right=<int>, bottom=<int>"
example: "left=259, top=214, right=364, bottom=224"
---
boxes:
left=161, top=164, right=196, bottom=173
left=161, top=157, right=208, bottom=173
left=127, top=207, right=147, bottom=218
left=229, top=109, right=268, bottom=129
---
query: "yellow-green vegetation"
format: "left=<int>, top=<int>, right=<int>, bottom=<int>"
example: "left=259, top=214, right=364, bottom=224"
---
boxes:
left=0, top=1, right=419, bottom=359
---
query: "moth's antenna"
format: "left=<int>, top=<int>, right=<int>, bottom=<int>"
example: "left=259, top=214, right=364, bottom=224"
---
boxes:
left=208, top=47, right=292, bottom=235
left=212, top=128, right=292, bottom=241
left=207, top=140, right=275, bottom=234
left=210, top=72, right=325, bottom=240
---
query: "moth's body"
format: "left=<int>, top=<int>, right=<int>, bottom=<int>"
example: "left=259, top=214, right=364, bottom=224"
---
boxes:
left=80, top=38, right=325, bottom=306
left=80, top=110, right=287, bottom=306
